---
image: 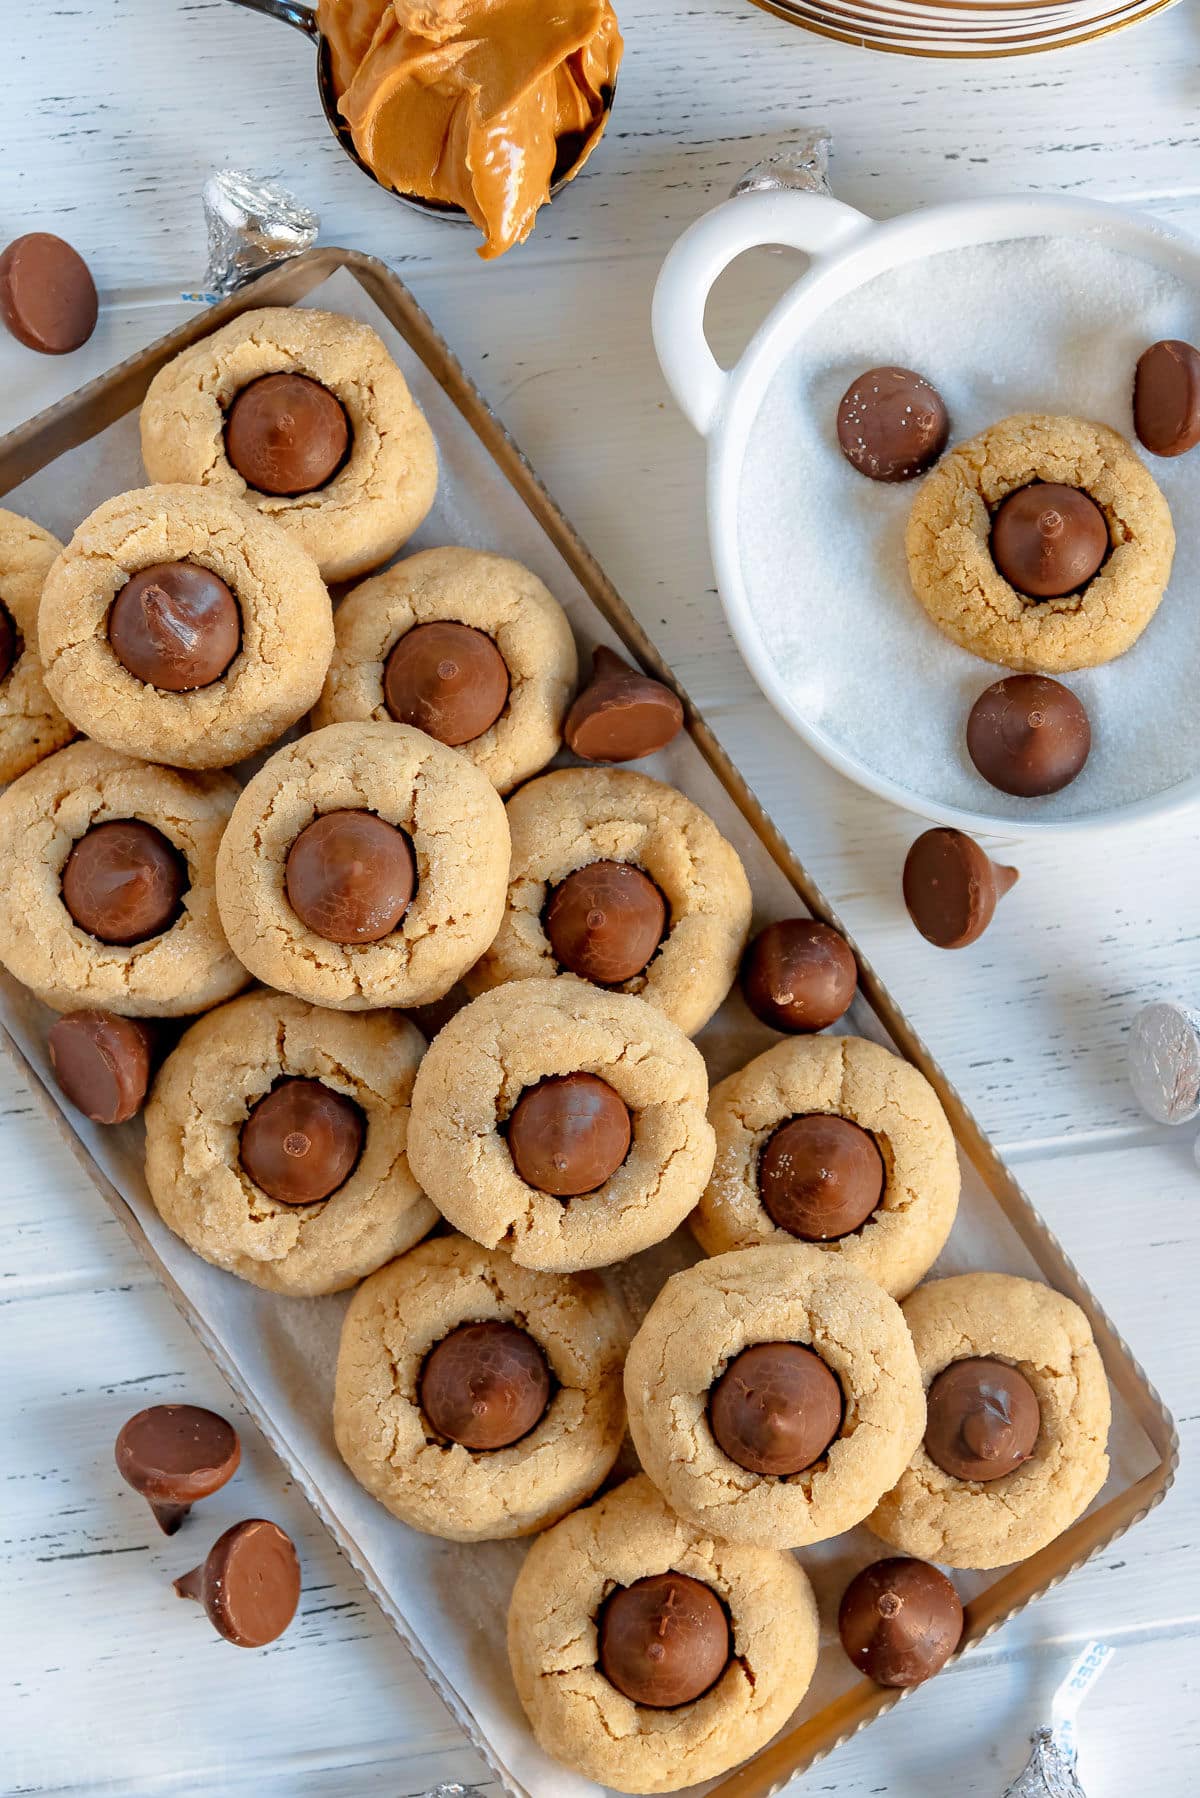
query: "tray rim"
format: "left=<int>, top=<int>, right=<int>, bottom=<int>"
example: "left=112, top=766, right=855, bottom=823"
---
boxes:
left=0, top=244, right=1179, bottom=1798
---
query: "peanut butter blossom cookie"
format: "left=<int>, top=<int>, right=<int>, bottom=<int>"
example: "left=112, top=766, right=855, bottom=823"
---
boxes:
left=0, top=741, right=246, bottom=1016
left=693, top=1034, right=959, bottom=1298
left=334, top=1233, right=630, bottom=1540
left=624, top=1246, right=925, bottom=1548
left=407, top=975, right=715, bottom=1272
left=214, top=721, right=509, bottom=1009
left=37, top=485, right=334, bottom=769
left=507, top=1474, right=819, bottom=1794
left=467, top=768, right=753, bottom=1038
left=312, top=545, right=577, bottom=792
left=869, top=1272, right=1111, bottom=1569
left=139, top=307, right=437, bottom=582
left=144, top=990, right=436, bottom=1295
left=0, top=509, right=74, bottom=783
left=906, top=414, right=1174, bottom=671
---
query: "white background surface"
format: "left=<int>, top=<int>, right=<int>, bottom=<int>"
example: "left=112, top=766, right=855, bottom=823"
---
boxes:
left=2, top=3, right=1198, bottom=1794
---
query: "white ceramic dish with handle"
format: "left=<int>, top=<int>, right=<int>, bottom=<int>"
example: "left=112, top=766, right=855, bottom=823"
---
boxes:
left=653, top=191, right=1200, bottom=837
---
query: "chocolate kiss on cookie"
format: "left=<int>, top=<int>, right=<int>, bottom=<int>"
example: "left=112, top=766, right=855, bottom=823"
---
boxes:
left=990, top=483, right=1107, bottom=599
left=598, top=1572, right=731, bottom=1708
left=708, top=1341, right=842, bottom=1476
left=924, top=1356, right=1040, bottom=1482
left=62, top=821, right=187, bottom=946
left=225, top=373, right=349, bottom=497
left=419, top=1320, right=551, bottom=1450
left=384, top=620, right=510, bottom=746
left=239, top=1077, right=365, bottom=1206
left=507, top=1072, right=632, bottom=1197
left=758, top=1114, right=884, bottom=1240
left=544, top=860, right=666, bottom=986
left=285, top=810, right=415, bottom=944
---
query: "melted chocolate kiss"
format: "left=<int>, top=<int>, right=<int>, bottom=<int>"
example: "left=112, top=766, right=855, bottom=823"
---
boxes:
left=109, top=561, right=240, bottom=692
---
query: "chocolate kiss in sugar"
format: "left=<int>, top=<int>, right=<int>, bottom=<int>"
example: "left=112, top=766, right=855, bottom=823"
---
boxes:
left=902, top=829, right=1018, bottom=950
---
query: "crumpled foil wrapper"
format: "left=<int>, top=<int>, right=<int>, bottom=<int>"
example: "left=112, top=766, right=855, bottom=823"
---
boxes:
left=731, top=129, right=833, bottom=200
left=1002, top=1727, right=1087, bottom=1798
left=185, top=169, right=319, bottom=304
left=999, top=1641, right=1112, bottom=1798
left=1128, top=998, right=1200, bottom=1125
left=416, top=1786, right=485, bottom=1797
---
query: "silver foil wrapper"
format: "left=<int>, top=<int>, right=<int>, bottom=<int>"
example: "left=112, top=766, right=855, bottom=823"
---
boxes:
left=1128, top=998, right=1200, bottom=1124
left=416, top=1787, right=486, bottom=1797
left=1000, top=1641, right=1112, bottom=1798
left=731, top=130, right=833, bottom=200
left=186, top=169, right=319, bottom=304
left=1002, top=1728, right=1087, bottom=1798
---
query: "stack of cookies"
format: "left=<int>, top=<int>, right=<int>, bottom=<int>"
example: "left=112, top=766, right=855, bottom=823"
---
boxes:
left=0, top=304, right=1113, bottom=1796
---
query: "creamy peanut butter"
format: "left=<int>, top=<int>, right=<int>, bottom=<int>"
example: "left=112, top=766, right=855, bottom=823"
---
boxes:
left=318, top=0, right=622, bottom=259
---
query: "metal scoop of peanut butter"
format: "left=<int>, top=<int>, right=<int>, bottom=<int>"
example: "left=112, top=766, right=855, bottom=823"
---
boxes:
left=318, top=0, right=622, bottom=259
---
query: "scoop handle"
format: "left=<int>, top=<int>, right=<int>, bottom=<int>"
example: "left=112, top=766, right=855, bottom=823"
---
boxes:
left=223, top=0, right=319, bottom=39
left=652, top=192, right=871, bottom=438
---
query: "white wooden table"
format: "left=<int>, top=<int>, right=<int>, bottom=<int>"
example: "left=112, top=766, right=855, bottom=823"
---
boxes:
left=3, top=4, right=1199, bottom=1793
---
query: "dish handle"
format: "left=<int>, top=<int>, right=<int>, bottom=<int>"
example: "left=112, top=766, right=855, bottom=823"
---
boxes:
left=222, top=0, right=319, bottom=37
left=652, top=191, right=871, bottom=437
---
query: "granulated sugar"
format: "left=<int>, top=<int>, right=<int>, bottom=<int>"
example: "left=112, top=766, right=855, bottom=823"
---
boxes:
left=736, top=235, right=1200, bottom=823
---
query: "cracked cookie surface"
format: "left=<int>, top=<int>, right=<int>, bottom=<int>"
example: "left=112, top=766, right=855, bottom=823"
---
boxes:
left=313, top=545, right=577, bottom=793
left=139, top=307, right=437, bottom=583
left=693, top=1034, right=959, bottom=1298
left=625, top=1245, right=924, bottom=1548
left=506, top=1473, right=818, bottom=1794
left=214, top=720, right=510, bottom=1009
left=334, top=1233, right=630, bottom=1539
left=37, top=484, right=334, bottom=769
left=407, top=975, right=716, bottom=1272
left=0, top=509, right=73, bottom=783
left=466, top=768, right=752, bottom=1037
left=869, top=1272, right=1111, bottom=1569
left=144, top=989, right=435, bottom=1295
left=906, top=414, right=1174, bottom=671
left=0, top=740, right=247, bottom=1016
